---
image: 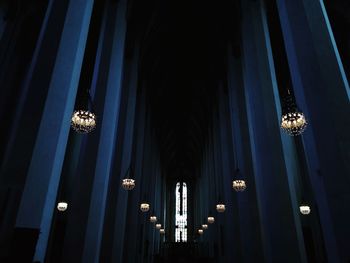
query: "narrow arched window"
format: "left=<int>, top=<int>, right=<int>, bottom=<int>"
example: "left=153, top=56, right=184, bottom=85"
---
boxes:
left=175, top=182, right=187, bottom=242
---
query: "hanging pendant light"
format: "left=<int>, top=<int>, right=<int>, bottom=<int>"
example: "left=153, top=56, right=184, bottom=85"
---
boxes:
left=280, top=90, right=307, bottom=136
left=140, top=203, right=150, bottom=212
left=121, top=165, right=135, bottom=190
left=71, top=110, right=96, bottom=133
left=57, top=201, right=68, bottom=212
left=232, top=179, right=246, bottom=192
left=150, top=210, right=157, bottom=223
left=159, top=228, right=165, bottom=234
left=299, top=204, right=311, bottom=215
left=198, top=229, right=204, bottom=235
left=122, top=178, right=135, bottom=190
left=155, top=223, right=162, bottom=229
left=207, top=216, right=215, bottom=224
left=202, top=224, right=208, bottom=230
left=216, top=195, right=225, bottom=212
left=232, top=169, right=246, bottom=192
left=71, top=90, right=96, bottom=133
left=216, top=204, right=225, bottom=213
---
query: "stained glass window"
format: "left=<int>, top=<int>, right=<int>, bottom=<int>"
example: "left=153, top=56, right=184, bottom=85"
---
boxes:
left=175, top=182, right=187, bottom=242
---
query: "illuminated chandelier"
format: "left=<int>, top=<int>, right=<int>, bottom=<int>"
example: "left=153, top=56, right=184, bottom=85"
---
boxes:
left=57, top=201, right=68, bottom=212
left=71, top=90, right=96, bottom=133
left=232, top=169, right=246, bottom=192
left=150, top=210, right=157, bottom=223
left=280, top=89, right=307, bottom=136
left=207, top=216, right=215, bottom=224
left=232, top=179, right=246, bottom=192
left=299, top=204, right=311, bottom=215
left=121, top=165, right=135, bottom=190
left=140, top=203, right=150, bottom=212
left=216, top=203, right=225, bottom=213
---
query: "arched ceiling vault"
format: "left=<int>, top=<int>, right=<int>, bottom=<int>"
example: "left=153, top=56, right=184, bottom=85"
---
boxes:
left=126, top=0, right=241, bottom=179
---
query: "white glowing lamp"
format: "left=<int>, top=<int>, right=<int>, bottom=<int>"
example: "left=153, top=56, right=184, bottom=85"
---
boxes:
left=122, top=178, right=135, bottom=190
left=202, top=224, right=208, bottom=230
left=216, top=204, right=225, bottom=213
left=140, top=203, right=150, bottom=212
left=155, top=223, right=162, bottom=229
left=233, top=179, right=246, bottom=191
left=57, top=202, right=68, bottom=212
left=281, top=111, right=307, bottom=136
left=71, top=110, right=96, bottom=133
left=159, top=228, right=165, bottom=234
left=198, top=229, right=204, bottom=235
left=150, top=216, right=157, bottom=223
left=207, top=216, right=215, bottom=224
left=299, top=205, right=311, bottom=215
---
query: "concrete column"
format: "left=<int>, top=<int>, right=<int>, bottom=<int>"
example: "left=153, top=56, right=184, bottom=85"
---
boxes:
left=227, top=48, right=264, bottom=262
left=0, top=1, right=69, bottom=258
left=13, top=0, right=94, bottom=261
left=240, top=0, right=307, bottom=262
left=122, top=89, right=147, bottom=263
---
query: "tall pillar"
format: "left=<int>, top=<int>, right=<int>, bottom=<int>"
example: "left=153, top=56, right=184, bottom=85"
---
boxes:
left=227, top=48, right=264, bottom=262
left=0, top=1, right=69, bottom=258
left=108, top=43, right=138, bottom=263
left=76, top=0, right=128, bottom=261
left=122, top=88, right=147, bottom=263
left=13, top=0, right=94, bottom=261
left=276, top=1, right=350, bottom=261
left=217, top=85, right=243, bottom=263
left=240, top=0, right=307, bottom=262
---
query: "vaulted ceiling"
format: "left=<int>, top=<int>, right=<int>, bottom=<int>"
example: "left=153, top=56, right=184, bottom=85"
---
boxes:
left=126, top=0, right=240, bottom=178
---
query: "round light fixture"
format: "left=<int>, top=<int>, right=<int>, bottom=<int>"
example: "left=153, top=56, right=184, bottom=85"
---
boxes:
left=159, top=229, right=165, bottom=234
left=202, top=224, right=208, bottom=230
left=71, top=110, right=96, bottom=133
left=299, top=205, right=311, bottom=215
left=150, top=216, right=157, bottom=223
left=207, top=216, right=215, bottom=224
left=122, top=178, right=135, bottom=190
left=216, top=204, right=225, bottom=213
left=281, top=111, right=307, bottom=136
left=140, top=203, right=150, bottom=212
left=198, top=229, right=204, bottom=235
left=57, top=202, right=68, bottom=212
left=232, top=180, right=246, bottom=192
left=155, top=223, right=162, bottom=229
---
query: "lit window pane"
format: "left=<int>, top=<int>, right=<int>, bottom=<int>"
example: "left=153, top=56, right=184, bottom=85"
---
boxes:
left=175, top=182, right=187, bottom=242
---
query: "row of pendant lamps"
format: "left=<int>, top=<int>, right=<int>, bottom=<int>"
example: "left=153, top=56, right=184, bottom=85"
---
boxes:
left=70, top=89, right=308, bottom=137
left=140, top=204, right=166, bottom=235
left=197, top=203, right=311, bottom=236
left=70, top=109, right=307, bottom=137
left=56, top=201, right=166, bottom=234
